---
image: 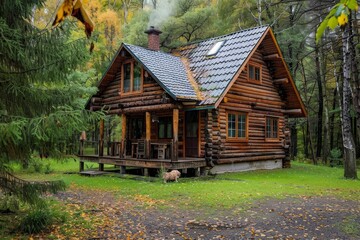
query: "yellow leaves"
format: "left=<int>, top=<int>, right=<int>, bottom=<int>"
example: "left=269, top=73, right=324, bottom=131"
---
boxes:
left=52, top=0, right=94, bottom=38
left=134, top=194, right=164, bottom=207
left=316, top=0, right=358, bottom=43
left=337, top=12, right=349, bottom=27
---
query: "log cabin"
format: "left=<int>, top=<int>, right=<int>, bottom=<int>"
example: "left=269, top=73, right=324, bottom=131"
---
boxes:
left=79, top=25, right=307, bottom=176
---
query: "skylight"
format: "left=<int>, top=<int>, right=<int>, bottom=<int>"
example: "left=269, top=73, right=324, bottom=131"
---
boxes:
left=207, top=40, right=225, bottom=56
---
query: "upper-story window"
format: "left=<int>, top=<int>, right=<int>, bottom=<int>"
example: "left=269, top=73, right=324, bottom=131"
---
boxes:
left=122, top=61, right=142, bottom=94
left=248, top=63, right=262, bottom=83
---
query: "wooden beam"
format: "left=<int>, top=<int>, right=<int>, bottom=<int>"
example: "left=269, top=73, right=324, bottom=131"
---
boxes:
left=91, top=97, right=102, bottom=104
left=263, top=53, right=280, bottom=60
left=108, top=103, right=175, bottom=114
left=273, top=78, right=289, bottom=84
left=283, top=109, right=302, bottom=114
left=99, top=119, right=104, bottom=157
left=121, top=114, right=126, bottom=158
left=146, top=112, right=151, bottom=159
left=172, top=109, right=179, bottom=162
left=79, top=161, right=84, bottom=172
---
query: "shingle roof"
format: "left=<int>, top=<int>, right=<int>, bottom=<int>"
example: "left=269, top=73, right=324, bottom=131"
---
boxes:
left=124, top=44, right=198, bottom=100
left=175, top=26, right=269, bottom=105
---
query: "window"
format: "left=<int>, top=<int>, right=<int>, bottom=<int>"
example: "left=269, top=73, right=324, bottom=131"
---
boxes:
left=121, top=61, right=142, bottom=94
left=158, top=117, right=172, bottom=139
left=266, top=117, right=278, bottom=139
left=130, top=117, right=144, bottom=139
left=207, top=40, right=225, bottom=56
left=133, top=62, right=141, bottom=91
left=227, top=112, right=247, bottom=140
left=248, top=64, right=261, bottom=82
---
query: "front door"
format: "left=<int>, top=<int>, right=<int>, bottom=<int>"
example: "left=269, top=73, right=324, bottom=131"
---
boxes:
left=185, top=111, right=199, bottom=157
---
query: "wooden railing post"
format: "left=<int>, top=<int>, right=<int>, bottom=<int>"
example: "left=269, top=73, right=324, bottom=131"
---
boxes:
left=172, top=109, right=179, bottom=162
left=121, top=114, right=126, bottom=158
left=145, top=112, right=151, bottom=159
left=99, top=119, right=104, bottom=157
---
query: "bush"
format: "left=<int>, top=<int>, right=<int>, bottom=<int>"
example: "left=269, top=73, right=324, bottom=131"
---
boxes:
left=19, top=206, right=66, bottom=234
left=0, top=195, right=20, bottom=212
left=30, top=159, right=43, bottom=173
left=44, top=163, right=53, bottom=174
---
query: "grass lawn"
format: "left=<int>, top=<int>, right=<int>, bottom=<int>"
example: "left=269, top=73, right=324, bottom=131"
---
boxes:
left=1, top=158, right=359, bottom=239
left=10, top=158, right=360, bottom=209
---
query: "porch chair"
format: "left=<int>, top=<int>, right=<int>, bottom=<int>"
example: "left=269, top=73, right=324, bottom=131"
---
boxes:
left=137, top=139, right=146, bottom=159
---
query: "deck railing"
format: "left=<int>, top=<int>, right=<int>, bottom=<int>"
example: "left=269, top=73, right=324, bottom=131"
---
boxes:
left=79, top=139, right=178, bottom=161
left=79, top=140, right=122, bottom=157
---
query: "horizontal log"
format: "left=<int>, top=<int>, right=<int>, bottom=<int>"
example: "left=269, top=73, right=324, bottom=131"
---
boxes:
left=216, top=154, right=286, bottom=164
left=263, top=53, right=280, bottom=60
left=283, top=109, right=302, bottom=114
left=108, top=103, right=176, bottom=114
left=91, top=97, right=102, bottom=104
left=273, top=78, right=289, bottom=84
left=219, top=151, right=284, bottom=158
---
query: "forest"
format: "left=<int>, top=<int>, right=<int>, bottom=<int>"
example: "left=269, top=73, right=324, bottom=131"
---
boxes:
left=1, top=0, right=359, bottom=179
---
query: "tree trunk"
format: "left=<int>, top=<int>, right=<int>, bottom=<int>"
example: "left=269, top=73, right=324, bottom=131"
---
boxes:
left=290, top=121, right=297, bottom=159
left=350, top=13, right=360, bottom=158
left=341, top=24, right=357, bottom=179
left=321, top=46, right=330, bottom=164
left=329, top=88, right=337, bottom=150
left=315, top=41, right=323, bottom=158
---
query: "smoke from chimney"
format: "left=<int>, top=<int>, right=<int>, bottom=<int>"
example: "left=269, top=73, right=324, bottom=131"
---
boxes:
left=148, top=0, right=175, bottom=28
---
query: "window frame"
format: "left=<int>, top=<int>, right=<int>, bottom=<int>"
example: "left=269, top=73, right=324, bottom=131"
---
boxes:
left=247, top=63, right=262, bottom=84
left=265, top=117, right=279, bottom=141
left=226, top=111, right=248, bottom=142
left=121, top=60, right=143, bottom=95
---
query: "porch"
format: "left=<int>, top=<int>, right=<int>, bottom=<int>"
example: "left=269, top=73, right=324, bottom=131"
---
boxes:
left=78, top=108, right=207, bottom=175
left=78, top=140, right=206, bottom=171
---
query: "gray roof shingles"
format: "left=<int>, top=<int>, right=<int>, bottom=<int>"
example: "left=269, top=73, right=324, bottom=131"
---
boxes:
left=176, top=26, right=268, bottom=105
left=124, top=44, right=198, bottom=100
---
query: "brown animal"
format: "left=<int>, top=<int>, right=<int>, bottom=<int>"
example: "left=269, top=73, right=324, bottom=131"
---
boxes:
left=163, top=170, right=181, bottom=183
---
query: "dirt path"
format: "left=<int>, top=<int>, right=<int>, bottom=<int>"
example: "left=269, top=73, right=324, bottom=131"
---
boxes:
left=54, top=189, right=360, bottom=239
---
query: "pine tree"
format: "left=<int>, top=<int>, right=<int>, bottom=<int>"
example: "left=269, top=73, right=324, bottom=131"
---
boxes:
left=0, top=0, right=102, bottom=202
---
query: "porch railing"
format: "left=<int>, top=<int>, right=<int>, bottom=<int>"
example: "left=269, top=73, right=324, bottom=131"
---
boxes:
left=79, top=139, right=178, bottom=161
left=79, top=140, right=121, bottom=157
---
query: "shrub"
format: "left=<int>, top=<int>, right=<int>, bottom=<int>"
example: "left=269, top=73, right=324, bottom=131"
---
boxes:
left=30, top=159, right=43, bottom=173
left=44, top=163, right=53, bottom=174
left=19, top=206, right=66, bottom=234
left=0, top=195, right=20, bottom=212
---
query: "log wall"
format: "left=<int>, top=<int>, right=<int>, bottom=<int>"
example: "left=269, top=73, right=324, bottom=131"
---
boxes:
left=91, top=69, right=173, bottom=114
left=214, top=49, right=287, bottom=165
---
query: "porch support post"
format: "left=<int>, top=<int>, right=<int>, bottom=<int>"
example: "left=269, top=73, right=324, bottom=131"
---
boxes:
left=146, top=112, right=151, bottom=159
left=99, top=119, right=104, bottom=157
left=172, top=109, right=179, bottom=162
left=120, top=166, right=126, bottom=174
left=99, top=163, right=104, bottom=171
left=79, top=161, right=84, bottom=172
left=121, top=114, right=126, bottom=158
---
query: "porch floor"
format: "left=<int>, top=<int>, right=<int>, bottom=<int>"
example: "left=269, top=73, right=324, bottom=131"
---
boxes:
left=78, top=155, right=207, bottom=170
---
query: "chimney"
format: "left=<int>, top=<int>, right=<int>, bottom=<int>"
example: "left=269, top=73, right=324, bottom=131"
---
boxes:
left=145, top=26, right=162, bottom=51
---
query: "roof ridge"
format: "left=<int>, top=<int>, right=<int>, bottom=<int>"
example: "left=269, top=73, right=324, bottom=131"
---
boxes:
left=124, top=42, right=182, bottom=59
left=175, top=25, right=269, bottom=48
